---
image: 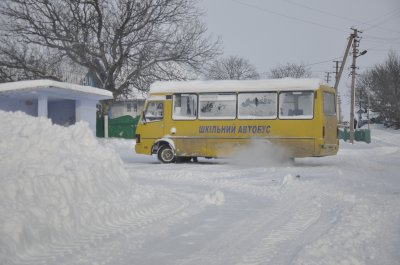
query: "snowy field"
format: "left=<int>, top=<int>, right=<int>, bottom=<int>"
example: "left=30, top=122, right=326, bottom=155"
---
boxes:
left=1, top=110, right=400, bottom=265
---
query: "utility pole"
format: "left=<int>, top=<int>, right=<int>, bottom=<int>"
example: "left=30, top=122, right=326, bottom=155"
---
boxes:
left=334, top=32, right=356, bottom=128
left=333, top=60, right=341, bottom=79
left=349, top=28, right=367, bottom=144
left=350, top=28, right=360, bottom=144
left=337, top=93, right=343, bottom=123
left=333, top=60, right=342, bottom=123
left=334, top=33, right=355, bottom=91
left=334, top=28, right=366, bottom=143
left=324, top=72, right=332, bottom=84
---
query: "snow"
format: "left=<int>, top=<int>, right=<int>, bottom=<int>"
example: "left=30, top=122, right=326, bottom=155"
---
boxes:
left=0, top=111, right=154, bottom=265
left=0, top=79, right=113, bottom=98
left=150, top=78, right=325, bottom=94
left=1, top=110, right=400, bottom=265
left=204, top=191, right=225, bottom=206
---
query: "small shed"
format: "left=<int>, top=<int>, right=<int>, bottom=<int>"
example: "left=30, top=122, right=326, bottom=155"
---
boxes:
left=0, top=80, right=113, bottom=133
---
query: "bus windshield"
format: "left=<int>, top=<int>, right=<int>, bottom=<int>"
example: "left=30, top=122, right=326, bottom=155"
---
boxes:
left=144, top=101, right=164, bottom=121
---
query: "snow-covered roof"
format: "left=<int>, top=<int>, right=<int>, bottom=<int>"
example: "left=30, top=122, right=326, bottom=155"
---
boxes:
left=0, top=79, right=113, bottom=99
left=150, top=78, right=327, bottom=94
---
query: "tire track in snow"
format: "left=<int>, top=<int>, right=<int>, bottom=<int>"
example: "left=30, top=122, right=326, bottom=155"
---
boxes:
left=11, top=187, right=200, bottom=265
left=132, top=167, right=281, bottom=199
left=237, top=200, right=321, bottom=265
left=173, top=176, right=332, bottom=265
left=173, top=196, right=323, bottom=265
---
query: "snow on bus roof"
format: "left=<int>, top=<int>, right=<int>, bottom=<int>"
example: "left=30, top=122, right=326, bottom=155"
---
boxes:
left=150, top=78, right=326, bottom=94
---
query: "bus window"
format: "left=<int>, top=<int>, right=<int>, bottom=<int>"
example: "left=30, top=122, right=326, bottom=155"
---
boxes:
left=323, top=92, right=336, bottom=115
left=279, top=91, right=314, bottom=119
left=238, top=92, right=277, bottom=119
left=173, top=94, right=197, bottom=120
left=198, top=93, right=236, bottom=119
left=144, top=101, right=164, bottom=121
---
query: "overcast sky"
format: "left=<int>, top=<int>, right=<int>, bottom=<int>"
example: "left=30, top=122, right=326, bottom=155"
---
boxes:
left=199, top=0, right=400, bottom=120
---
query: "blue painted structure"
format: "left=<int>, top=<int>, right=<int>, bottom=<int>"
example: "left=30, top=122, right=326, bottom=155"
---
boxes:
left=0, top=80, right=112, bottom=133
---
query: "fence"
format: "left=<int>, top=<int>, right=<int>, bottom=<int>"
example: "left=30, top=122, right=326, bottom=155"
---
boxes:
left=338, top=128, right=371, bottom=144
left=96, top=115, right=139, bottom=139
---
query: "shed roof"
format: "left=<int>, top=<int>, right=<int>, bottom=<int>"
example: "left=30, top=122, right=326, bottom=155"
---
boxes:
left=0, top=79, right=113, bottom=100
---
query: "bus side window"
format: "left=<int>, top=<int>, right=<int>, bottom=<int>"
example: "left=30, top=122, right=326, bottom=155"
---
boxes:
left=238, top=92, right=277, bottom=119
left=173, top=94, right=197, bottom=120
left=279, top=91, right=313, bottom=119
left=323, top=92, right=336, bottom=115
left=198, top=93, right=236, bottom=120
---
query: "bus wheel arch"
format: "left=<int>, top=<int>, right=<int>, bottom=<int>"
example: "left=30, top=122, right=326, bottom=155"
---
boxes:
left=154, top=139, right=176, bottom=163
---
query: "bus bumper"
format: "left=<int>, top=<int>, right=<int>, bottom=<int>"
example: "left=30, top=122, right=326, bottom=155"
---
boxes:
left=135, top=140, right=153, bottom=155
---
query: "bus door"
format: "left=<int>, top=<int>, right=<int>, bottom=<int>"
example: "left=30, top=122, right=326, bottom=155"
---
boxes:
left=323, top=92, right=338, bottom=146
left=141, top=100, right=165, bottom=140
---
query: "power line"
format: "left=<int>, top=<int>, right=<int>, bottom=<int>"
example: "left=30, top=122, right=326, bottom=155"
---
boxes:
left=366, top=48, right=400, bottom=52
left=230, top=0, right=345, bottom=33
left=304, top=36, right=400, bottom=68
left=364, top=35, right=400, bottom=40
left=230, top=0, right=399, bottom=69
left=357, top=8, right=400, bottom=31
left=365, top=36, right=400, bottom=51
left=283, top=0, right=361, bottom=24
left=283, top=0, right=400, bottom=34
left=304, top=57, right=342, bottom=67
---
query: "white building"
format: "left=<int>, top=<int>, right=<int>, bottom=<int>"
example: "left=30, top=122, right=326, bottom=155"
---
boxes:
left=0, top=80, right=113, bottom=133
left=109, top=99, right=145, bottom=119
left=109, top=89, right=146, bottom=119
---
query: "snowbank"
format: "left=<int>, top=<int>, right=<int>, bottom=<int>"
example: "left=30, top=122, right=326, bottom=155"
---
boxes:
left=0, top=111, right=153, bottom=264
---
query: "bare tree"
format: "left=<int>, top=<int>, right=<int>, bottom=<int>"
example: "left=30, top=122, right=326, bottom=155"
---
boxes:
left=205, top=55, right=260, bottom=80
left=0, top=0, right=220, bottom=98
left=0, top=42, right=66, bottom=80
left=357, top=50, right=400, bottom=128
left=268, top=63, right=312, bottom=79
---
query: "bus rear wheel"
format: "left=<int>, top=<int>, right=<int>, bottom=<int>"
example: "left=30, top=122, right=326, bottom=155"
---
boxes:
left=157, top=145, right=176, bottom=163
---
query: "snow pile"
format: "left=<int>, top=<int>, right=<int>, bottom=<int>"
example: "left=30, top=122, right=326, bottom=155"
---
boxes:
left=204, top=190, right=225, bottom=206
left=0, top=111, right=153, bottom=263
left=282, top=174, right=299, bottom=186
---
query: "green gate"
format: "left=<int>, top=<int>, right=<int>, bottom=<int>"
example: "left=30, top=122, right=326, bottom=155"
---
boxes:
left=338, top=128, right=371, bottom=144
left=96, top=115, right=139, bottom=139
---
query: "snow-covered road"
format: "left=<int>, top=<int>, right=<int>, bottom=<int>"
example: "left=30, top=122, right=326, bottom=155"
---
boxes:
left=1, top=110, right=399, bottom=265
left=90, top=130, right=400, bottom=265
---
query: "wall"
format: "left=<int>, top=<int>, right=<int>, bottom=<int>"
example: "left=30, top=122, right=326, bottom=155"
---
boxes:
left=76, top=99, right=98, bottom=133
left=0, top=97, right=38, bottom=116
left=0, top=93, right=103, bottom=135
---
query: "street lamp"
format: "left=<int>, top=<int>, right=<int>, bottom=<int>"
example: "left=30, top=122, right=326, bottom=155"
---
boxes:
left=359, top=50, right=367, bottom=56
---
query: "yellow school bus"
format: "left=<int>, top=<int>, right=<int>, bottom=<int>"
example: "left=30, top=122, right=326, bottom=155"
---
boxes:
left=135, top=79, right=339, bottom=163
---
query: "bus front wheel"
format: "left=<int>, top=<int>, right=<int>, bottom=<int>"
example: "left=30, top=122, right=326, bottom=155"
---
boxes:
left=157, top=145, right=176, bottom=163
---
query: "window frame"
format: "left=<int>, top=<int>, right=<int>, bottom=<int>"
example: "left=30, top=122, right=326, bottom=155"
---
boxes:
left=198, top=93, right=237, bottom=120
left=278, top=90, right=315, bottom=120
left=237, top=91, right=278, bottom=120
left=143, top=100, right=164, bottom=122
left=323, top=92, right=337, bottom=116
left=172, top=93, right=198, bottom=120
